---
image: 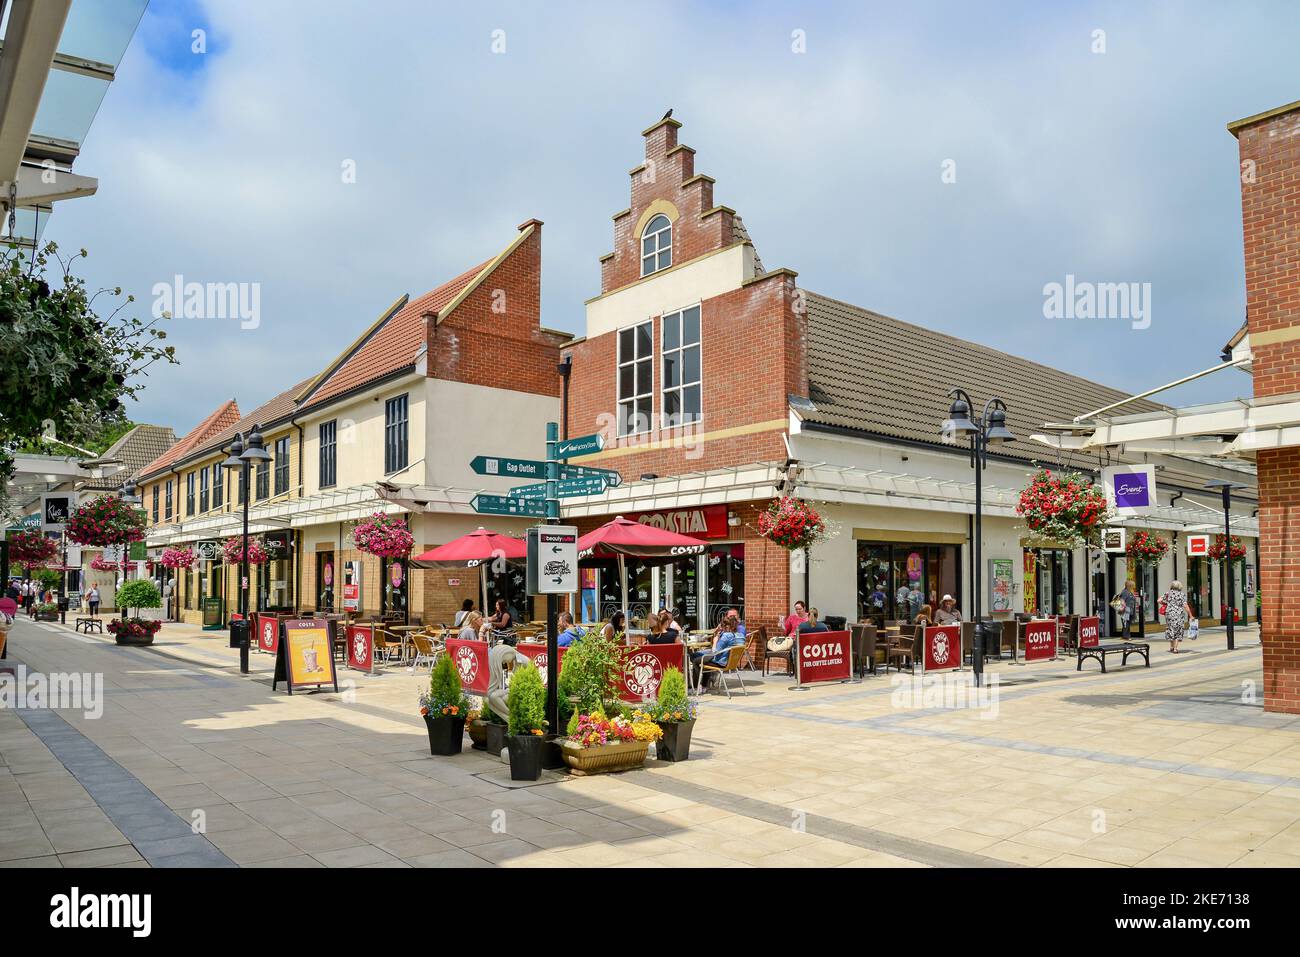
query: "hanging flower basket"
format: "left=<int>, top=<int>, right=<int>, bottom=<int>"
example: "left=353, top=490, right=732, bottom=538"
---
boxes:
left=160, top=546, right=196, bottom=570
left=65, top=496, right=146, bottom=547
left=1125, top=530, right=1169, bottom=568
left=756, top=497, right=827, bottom=552
left=89, top=555, right=127, bottom=572
left=1208, top=535, right=1247, bottom=564
left=352, top=512, right=414, bottom=558
left=8, top=530, right=58, bottom=569
left=222, top=537, right=269, bottom=565
left=1015, top=468, right=1109, bottom=548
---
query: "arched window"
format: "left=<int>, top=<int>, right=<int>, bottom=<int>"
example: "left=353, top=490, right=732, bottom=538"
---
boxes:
left=641, top=214, right=672, bottom=276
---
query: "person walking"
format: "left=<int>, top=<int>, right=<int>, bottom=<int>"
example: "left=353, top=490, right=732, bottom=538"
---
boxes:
left=1113, top=581, right=1137, bottom=638
left=1161, top=580, right=1190, bottom=654
left=87, top=584, right=101, bottom=618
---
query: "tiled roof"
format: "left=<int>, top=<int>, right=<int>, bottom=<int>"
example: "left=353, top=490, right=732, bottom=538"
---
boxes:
left=801, top=292, right=1164, bottom=464
left=138, top=400, right=240, bottom=479
left=203, top=378, right=315, bottom=453
left=82, top=424, right=177, bottom=490
left=299, top=259, right=491, bottom=410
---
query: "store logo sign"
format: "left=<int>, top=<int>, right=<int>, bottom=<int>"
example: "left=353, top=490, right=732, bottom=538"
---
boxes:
left=1111, top=472, right=1151, bottom=508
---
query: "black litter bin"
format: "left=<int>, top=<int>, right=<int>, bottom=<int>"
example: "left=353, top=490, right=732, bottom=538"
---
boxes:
left=825, top=615, right=847, bottom=631
left=229, top=618, right=249, bottom=650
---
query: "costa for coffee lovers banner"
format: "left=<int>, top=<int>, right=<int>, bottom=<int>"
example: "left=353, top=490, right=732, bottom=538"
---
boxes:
left=1077, top=616, right=1100, bottom=648
left=921, top=624, right=961, bottom=673
left=795, top=630, right=852, bottom=685
left=444, top=638, right=490, bottom=695
left=1023, top=619, right=1058, bottom=662
left=618, top=643, right=685, bottom=701
left=345, top=624, right=375, bottom=674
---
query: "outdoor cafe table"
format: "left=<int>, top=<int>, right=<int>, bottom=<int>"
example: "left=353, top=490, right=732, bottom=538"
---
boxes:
left=686, top=638, right=713, bottom=695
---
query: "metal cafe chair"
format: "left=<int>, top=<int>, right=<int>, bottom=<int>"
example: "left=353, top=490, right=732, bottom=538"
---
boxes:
left=409, top=633, right=438, bottom=673
left=701, top=645, right=748, bottom=698
left=741, top=624, right=764, bottom=671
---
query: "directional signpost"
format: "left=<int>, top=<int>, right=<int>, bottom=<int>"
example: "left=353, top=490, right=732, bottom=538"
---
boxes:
left=554, top=432, right=604, bottom=459
left=510, top=475, right=611, bottom=499
left=559, top=463, right=622, bottom=487
left=527, top=525, right=578, bottom=595
left=469, top=494, right=547, bottom=517
left=470, top=455, right=546, bottom=480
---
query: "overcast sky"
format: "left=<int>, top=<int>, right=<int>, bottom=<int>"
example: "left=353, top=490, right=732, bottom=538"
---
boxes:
left=46, top=0, right=1300, bottom=433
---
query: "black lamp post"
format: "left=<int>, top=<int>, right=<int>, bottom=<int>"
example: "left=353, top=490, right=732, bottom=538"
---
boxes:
left=1205, top=480, right=1248, bottom=651
left=223, top=426, right=272, bottom=673
left=941, top=389, right=1015, bottom=675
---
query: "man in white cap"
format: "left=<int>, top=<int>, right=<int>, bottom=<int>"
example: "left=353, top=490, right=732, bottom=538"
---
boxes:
left=935, top=594, right=963, bottom=625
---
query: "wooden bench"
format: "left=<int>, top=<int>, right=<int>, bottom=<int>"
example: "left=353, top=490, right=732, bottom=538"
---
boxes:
left=1077, top=641, right=1149, bottom=673
left=75, top=617, right=104, bottom=634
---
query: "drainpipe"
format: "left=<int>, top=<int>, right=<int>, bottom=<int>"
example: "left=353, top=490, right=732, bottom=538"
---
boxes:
left=168, top=465, right=183, bottom=620
left=292, top=415, right=305, bottom=612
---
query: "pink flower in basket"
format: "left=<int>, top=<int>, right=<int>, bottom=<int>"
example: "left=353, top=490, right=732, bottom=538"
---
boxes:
left=351, top=512, right=414, bottom=558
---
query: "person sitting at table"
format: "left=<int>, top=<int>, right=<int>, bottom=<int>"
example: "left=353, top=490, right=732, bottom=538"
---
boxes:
left=783, top=600, right=808, bottom=637
left=798, top=607, right=829, bottom=633
left=691, top=618, right=745, bottom=689
left=557, top=611, right=584, bottom=647
left=600, top=610, right=625, bottom=643
left=459, top=611, right=484, bottom=642
left=914, top=604, right=934, bottom=627
left=453, top=599, right=474, bottom=628
left=935, top=595, right=962, bottom=625
left=714, top=607, right=746, bottom=639
left=655, top=609, right=682, bottom=643
left=487, top=598, right=513, bottom=633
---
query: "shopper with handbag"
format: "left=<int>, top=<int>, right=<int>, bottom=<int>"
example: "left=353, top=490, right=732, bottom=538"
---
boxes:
left=1160, top=581, right=1190, bottom=654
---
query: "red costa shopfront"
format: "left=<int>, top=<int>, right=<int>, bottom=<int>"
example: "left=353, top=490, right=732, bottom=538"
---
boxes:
left=579, top=504, right=745, bottom=631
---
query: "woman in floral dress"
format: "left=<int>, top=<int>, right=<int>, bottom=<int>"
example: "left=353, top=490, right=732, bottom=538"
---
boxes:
left=1161, top=580, right=1190, bottom=654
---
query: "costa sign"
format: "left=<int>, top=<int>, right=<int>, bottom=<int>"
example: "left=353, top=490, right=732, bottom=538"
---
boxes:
left=794, top=630, right=852, bottom=685
left=627, top=504, right=728, bottom=539
left=921, top=624, right=961, bottom=673
left=619, top=644, right=685, bottom=701
left=345, top=624, right=375, bottom=673
left=1077, top=616, right=1100, bottom=648
left=256, top=613, right=281, bottom=654
left=516, top=642, right=568, bottom=686
left=444, top=638, right=490, bottom=695
left=1023, top=619, right=1058, bottom=662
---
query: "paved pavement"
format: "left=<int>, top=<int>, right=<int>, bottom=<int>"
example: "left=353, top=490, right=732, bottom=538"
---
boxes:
left=2, top=615, right=1298, bottom=868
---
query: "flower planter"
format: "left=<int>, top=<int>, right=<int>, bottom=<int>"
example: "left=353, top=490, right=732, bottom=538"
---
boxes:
left=507, top=734, right=546, bottom=781
left=654, top=719, right=696, bottom=762
left=485, top=722, right=508, bottom=757
left=36, top=612, right=59, bottom=622
left=467, top=718, right=488, bottom=751
left=561, top=739, right=649, bottom=776
left=114, top=632, right=155, bottom=647
left=423, top=713, right=466, bottom=756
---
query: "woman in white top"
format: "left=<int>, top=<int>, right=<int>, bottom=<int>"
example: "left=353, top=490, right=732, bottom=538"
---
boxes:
left=453, top=599, right=474, bottom=628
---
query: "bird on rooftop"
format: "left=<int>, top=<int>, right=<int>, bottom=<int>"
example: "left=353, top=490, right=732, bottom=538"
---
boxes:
left=662, top=108, right=673, bottom=120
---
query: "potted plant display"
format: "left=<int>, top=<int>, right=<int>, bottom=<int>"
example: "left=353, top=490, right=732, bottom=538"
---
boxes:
left=351, top=512, right=415, bottom=558
left=8, top=529, right=57, bottom=577
left=1126, top=530, right=1170, bottom=568
left=561, top=704, right=661, bottom=775
left=1015, top=468, right=1110, bottom=548
left=648, top=666, right=698, bottom=762
left=465, top=700, right=487, bottom=750
left=34, top=602, right=60, bottom=622
left=65, top=495, right=146, bottom=549
left=418, top=654, right=471, bottom=756
left=556, top=625, right=624, bottom=725
left=482, top=703, right=508, bottom=757
left=506, top=662, right=547, bottom=781
left=756, top=496, right=828, bottom=551
left=1208, top=534, right=1247, bottom=564
left=109, top=579, right=163, bottom=645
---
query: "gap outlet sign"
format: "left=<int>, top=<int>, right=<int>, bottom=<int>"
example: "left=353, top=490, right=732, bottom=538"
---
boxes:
left=1103, top=464, right=1157, bottom=516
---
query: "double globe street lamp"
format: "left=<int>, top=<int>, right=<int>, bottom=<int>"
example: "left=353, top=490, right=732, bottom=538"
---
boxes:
left=222, top=426, right=272, bottom=673
left=941, top=389, right=1014, bottom=679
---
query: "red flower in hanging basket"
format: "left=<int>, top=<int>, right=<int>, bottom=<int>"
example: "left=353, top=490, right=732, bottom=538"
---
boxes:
left=352, top=512, right=414, bottom=558
left=1015, top=468, right=1109, bottom=548
left=65, top=496, right=146, bottom=547
left=222, top=537, right=269, bottom=565
left=160, top=547, right=196, bottom=569
left=1125, top=530, right=1169, bottom=568
left=89, top=555, right=128, bottom=572
left=1208, top=535, right=1247, bottom=563
left=8, top=530, right=58, bottom=569
left=757, top=497, right=826, bottom=552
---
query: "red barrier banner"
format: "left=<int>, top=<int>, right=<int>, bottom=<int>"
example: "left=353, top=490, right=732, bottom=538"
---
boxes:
left=516, top=642, right=568, bottom=686
left=345, top=624, right=374, bottom=673
left=257, top=613, right=280, bottom=654
left=619, top=643, right=685, bottom=701
left=444, top=638, right=490, bottom=695
left=1078, top=616, right=1100, bottom=648
left=1024, top=619, right=1058, bottom=662
left=921, top=624, right=961, bottom=673
left=795, top=630, right=852, bottom=685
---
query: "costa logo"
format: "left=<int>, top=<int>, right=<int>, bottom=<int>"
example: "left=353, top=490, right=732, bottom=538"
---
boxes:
left=455, top=646, right=479, bottom=684
left=669, top=544, right=707, bottom=556
left=351, top=632, right=368, bottom=662
left=623, top=651, right=665, bottom=698
left=930, top=630, right=953, bottom=665
left=1078, top=616, right=1100, bottom=648
left=801, top=641, right=844, bottom=659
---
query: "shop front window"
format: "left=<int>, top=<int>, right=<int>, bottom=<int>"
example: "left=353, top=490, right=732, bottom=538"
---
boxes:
left=485, top=560, right=530, bottom=625
left=380, top=556, right=408, bottom=620
left=705, top=544, right=744, bottom=628
left=856, top=542, right=960, bottom=625
left=1024, top=548, right=1074, bottom=616
left=317, top=551, right=335, bottom=610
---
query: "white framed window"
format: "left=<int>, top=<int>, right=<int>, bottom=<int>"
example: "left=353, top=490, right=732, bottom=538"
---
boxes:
left=617, top=320, right=654, bottom=436
left=641, top=214, right=672, bottom=277
left=661, top=304, right=701, bottom=427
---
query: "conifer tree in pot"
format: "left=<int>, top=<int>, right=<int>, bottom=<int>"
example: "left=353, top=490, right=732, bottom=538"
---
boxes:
left=648, top=666, right=698, bottom=762
left=506, top=662, right=547, bottom=780
left=108, top=579, right=162, bottom=645
left=419, top=655, right=471, bottom=756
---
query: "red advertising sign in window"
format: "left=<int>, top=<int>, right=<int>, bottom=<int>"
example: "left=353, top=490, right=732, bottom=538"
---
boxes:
left=618, top=643, right=685, bottom=702
left=444, top=638, right=490, bottom=695
left=921, top=624, right=961, bottom=673
left=257, top=613, right=280, bottom=654
left=795, top=630, right=852, bottom=685
left=1077, top=616, right=1100, bottom=648
left=345, top=624, right=374, bottom=673
left=626, top=504, right=729, bottom=539
left=1186, top=534, right=1210, bottom=557
left=516, top=642, right=568, bottom=687
left=1023, top=619, right=1058, bottom=662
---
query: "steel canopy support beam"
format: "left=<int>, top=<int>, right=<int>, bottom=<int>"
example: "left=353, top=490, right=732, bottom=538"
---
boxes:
left=0, top=0, right=73, bottom=185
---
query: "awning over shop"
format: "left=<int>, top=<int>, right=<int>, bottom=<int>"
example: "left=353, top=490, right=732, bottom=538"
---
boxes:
left=146, top=484, right=396, bottom=546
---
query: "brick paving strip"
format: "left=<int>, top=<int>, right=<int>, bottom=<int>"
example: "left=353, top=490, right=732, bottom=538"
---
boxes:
left=7, top=677, right=235, bottom=868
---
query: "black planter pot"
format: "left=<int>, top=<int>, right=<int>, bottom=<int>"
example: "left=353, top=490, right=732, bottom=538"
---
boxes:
left=485, top=722, right=508, bottom=757
left=507, top=733, right=545, bottom=781
left=541, top=735, right=566, bottom=770
left=113, top=633, right=156, bottom=647
left=655, top=719, right=696, bottom=762
left=423, top=714, right=466, bottom=756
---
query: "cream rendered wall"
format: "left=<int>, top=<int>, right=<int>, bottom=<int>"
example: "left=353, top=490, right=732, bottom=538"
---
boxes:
left=425, top=378, right=558, bottom=492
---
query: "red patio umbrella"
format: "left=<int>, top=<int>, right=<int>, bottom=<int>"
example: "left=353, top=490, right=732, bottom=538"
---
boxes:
left=577, top=516, right=709, bottom=620
left=411, top=527, right=526, bottom=618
